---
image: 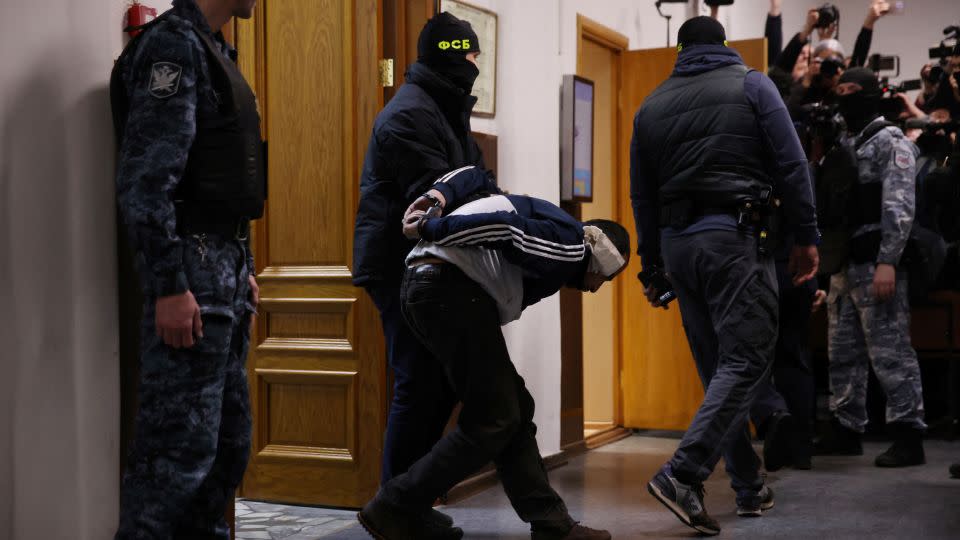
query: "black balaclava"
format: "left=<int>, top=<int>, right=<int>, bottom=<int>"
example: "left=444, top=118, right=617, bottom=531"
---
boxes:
left=417, top=12, right=481, bottom=93
left=677, top=16, right=727, bottom=48
left=837, top=67, right=882, bottom=133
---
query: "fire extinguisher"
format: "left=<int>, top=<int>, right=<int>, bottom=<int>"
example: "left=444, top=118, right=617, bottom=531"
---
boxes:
left=125, top=1, right=158, bottom=38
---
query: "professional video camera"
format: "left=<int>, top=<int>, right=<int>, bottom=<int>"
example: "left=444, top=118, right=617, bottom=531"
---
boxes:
left=861, top=52, right=922, bottom=118
left=929, top=25, right=959, bottom=61
left=929, top=25, right=960, bottom=86
left=905, top=117, right=960, bottom=142
left=798, top=102, right=844, bottom=160
left=879, top=77, right=923, bottom=118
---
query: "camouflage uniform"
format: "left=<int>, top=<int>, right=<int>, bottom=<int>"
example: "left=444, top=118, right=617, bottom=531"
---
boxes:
left=114, top=1, right=255, bottom=538
left=827, top=118, right=926, bottom=433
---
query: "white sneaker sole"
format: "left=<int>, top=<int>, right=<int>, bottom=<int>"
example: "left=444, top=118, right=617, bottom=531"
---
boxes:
left=737, top=496, right=775, bottom=517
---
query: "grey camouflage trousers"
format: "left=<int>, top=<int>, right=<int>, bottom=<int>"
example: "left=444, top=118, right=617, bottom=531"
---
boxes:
left=827, top=264, right=926, bottom=433
left=117, top=235, right=254, bottom=540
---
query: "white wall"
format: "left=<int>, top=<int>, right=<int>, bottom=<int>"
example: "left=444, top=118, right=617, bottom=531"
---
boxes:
left=0, top=0, right=137, bottom=538
left=829, top=0, right=960, bottom=87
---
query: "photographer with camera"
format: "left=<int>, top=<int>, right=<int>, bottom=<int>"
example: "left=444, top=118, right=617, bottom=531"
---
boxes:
left=776, top=2, right=888, bottom=81
left=941, top=51, right=960, bottom=110
left=814, top=67, right=927, bottom=468
left=630, top=17, right=818, bottom=535
left=917, top=63, right=944, bottom=113
left=775, top=6, right=840, bottom=83
left=919, top=32, right=960, bottom=115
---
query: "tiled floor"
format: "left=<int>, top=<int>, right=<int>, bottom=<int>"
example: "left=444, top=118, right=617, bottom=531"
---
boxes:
left=235, top=500, right=356, bottom=539
left=240, top=434, right=960, bottom=539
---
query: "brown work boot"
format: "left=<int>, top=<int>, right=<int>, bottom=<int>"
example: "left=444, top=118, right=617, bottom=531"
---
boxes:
left=532, top=523, right=612, bottom=540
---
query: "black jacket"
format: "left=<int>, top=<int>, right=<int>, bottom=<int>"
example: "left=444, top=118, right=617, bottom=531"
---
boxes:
left=352, top=62, right=492, bottom=287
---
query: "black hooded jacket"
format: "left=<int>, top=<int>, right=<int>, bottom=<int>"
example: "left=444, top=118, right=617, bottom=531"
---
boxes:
left=352, top=62, right=491, bottom=288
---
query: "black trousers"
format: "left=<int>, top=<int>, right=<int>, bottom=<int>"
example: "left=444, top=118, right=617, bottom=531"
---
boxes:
left=381, top=263, right=573, bottom=530
left=663, top=230, right=777, bottom=493
left=367, top=284, right=457, bottom=485
left=750, top=283, right=816, bottom=444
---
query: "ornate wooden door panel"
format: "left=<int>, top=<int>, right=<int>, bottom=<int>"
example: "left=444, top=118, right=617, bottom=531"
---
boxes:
left=237, top=0, right=385, bottom=508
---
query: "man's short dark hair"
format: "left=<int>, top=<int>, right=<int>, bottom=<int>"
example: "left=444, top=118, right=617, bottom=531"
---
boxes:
left=584, top=219, right=631, bottom=261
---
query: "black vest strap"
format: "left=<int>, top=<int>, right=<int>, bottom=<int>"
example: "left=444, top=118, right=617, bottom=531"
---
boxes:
left=177, top=27, right=266, bottom=221
left=851, top=121, right=896, bottom=229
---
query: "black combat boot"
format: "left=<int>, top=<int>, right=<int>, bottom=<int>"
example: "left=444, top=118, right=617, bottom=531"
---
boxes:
left=763, top=411, right=795, bottom=472
left=950, top=463, right=960, bottom=478
left=792, top=422, right=814, bottom=470
left=875, top=423, right=926, bottom=468
left=813, top=418, right=863, bottom=456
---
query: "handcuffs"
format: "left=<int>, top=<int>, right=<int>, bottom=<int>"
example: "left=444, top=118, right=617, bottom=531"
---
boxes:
left=414, top=192, right=443, bottom=238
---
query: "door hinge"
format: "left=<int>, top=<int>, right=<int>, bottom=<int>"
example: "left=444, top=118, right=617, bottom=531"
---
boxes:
left=379, top=58, right=395, bottom=87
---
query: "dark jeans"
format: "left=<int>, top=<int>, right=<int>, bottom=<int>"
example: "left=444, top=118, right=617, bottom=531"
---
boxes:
left=367, top=284, right=457, bottom=485
left=662, top=230, right=777, bottom=493
left=381, top=264, right=573, bottom=530
left=750, top=284, right=816, bottom=446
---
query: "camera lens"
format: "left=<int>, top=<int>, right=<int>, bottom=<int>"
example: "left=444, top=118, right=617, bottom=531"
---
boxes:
left=930, top=65, right=944, bottom=82
left=817, top=4, right=838, bottom=28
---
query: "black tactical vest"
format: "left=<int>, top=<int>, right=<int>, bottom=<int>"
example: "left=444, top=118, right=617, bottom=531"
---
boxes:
left=111, top=16, right=266, bottom=223
left=635, top=64, right=772, bottom=208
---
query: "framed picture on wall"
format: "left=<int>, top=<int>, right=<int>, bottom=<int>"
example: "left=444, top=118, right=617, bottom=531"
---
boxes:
left=561, top=75, right=594, bottom=203
left=441, top=0, right=498, bottom=117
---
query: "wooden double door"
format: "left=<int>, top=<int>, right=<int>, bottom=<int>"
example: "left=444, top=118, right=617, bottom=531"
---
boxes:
left=235, top=0, right=385, bottom=508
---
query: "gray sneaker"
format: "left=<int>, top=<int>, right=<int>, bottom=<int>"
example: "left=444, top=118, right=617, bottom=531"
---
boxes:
left=736, top=486, right=775, bottom=517
left=647, top=465, right=720, bottom=536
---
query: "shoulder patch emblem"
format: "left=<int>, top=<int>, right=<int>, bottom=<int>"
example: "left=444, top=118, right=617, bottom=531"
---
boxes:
left=894, top=150, right=913, bottom=170
left=148, top=62, right=183, bottom=99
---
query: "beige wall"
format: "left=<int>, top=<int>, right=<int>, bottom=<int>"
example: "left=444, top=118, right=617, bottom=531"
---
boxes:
left=0, top=0, right=135, bottom=538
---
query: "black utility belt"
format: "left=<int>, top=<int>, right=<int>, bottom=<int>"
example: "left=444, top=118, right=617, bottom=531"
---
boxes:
left=660, top=194, right=780, bottom=257
left=658, top=202, right=737, bottom=229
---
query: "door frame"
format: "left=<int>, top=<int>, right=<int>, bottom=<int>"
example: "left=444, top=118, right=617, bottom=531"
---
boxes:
left=559, top=15, right=631, bottom=450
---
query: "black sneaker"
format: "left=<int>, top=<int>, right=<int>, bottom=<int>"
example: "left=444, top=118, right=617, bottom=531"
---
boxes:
left=950, top=463, right=960, bottom=478
left=647, top=465, right=721, bottom=536
left=813, top=419, right=863, bottom=456
left=358, top=494, right=464, bottom=540
left=736, top=486, right=775, bottom=517
left=875, top=425, right=926, bottom=468
left=763, top=412, right=795, bottom=472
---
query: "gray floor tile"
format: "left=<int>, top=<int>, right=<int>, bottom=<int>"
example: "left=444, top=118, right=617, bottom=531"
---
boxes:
left=328, top=435, right=960, bottom=539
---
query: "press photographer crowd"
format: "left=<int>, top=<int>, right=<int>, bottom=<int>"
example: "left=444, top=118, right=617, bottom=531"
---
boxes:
left=705, top=0, right=960, bottom=477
